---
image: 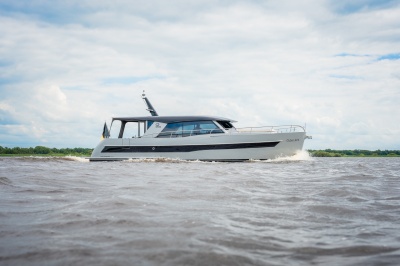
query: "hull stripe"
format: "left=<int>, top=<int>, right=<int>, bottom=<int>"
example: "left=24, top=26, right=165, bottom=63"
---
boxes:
left=101, top=141, right=279, bottom=153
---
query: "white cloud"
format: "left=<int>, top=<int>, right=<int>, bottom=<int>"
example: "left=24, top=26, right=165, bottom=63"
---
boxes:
left=0, top=0, right=399, bottom=149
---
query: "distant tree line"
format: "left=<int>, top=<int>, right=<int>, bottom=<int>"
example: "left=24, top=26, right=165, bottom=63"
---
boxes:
left=308, top=149, right=400, bottom=157
left=0, top=146, right=93, bottom=156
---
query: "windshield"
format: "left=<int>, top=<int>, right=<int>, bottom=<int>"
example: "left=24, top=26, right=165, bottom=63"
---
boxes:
left=157, top=121, right=223, bottom=138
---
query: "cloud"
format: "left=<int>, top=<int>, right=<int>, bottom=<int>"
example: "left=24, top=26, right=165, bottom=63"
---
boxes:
left=102, top=76, right=163, bottom=85
left=0, top=0, right=399, bottom=149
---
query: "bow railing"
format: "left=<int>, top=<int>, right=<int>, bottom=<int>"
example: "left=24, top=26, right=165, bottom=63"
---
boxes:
left=138, top=125, right=305, bottom=138
left=235, top=125, right=305, bottom=134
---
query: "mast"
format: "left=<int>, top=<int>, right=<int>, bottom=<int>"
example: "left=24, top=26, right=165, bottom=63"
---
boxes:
left=141, top=91, right=159, bottom=116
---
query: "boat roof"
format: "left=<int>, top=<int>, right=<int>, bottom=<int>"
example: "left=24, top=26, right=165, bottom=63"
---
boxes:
left=112, top=116, right=236, bottom=123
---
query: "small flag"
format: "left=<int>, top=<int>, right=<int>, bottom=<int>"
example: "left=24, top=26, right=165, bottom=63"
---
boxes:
left=102, top=122, right=110, bottom=139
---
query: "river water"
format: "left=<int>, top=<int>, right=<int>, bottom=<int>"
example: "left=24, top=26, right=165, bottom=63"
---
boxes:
left=0, top=153, right=399, bottom=265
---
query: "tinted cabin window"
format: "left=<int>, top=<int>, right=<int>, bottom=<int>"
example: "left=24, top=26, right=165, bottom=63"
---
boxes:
left=147, top=121, right=154, bottom=129
left=217, top=120, right=234, bottom=129
left=158, top=123, right=183, bottom=138
left=157, top=121, right=223, bottom=138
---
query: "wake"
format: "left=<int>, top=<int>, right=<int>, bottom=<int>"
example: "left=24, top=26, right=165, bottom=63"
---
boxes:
left=270, top=150, right=313, bottom=162
left=248, top=150, right=313, bottom=163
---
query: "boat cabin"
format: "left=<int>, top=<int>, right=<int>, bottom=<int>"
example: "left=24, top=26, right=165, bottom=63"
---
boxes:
left=109, top=116, right=236, bottom=139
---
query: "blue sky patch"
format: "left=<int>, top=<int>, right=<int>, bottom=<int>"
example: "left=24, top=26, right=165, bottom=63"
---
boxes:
left=331, top=0, right=397, bottom=15
left=0, top=1, right=87, bottom=25
left=335, top=53, right=371, bottom=57
left=0, top=76, right=20, bottom=86
left=377, top=53, right=400, bottom=61
left=0, top=110, right=18, bottom=125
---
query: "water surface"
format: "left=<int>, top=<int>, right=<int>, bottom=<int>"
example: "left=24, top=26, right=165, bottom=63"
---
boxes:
left=1, top=153, right=399, bottom=265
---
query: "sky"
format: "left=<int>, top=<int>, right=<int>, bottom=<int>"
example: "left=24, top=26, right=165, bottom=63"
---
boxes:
left=0, top=0, right=399, bottom=150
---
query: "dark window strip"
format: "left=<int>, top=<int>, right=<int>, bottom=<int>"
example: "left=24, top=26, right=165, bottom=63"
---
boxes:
left=101, top=141, right=279, bottom=153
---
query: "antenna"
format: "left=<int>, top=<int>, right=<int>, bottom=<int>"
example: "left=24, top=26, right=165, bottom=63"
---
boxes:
left=142, top=90, right=159, bottom=116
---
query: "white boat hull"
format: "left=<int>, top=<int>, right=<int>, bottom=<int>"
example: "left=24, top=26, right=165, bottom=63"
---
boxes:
left=90, top=132, right=306, bottom=161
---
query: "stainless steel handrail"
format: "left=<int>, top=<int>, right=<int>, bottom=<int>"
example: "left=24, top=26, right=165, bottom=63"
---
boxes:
left=138, top=125, right=304, bottom=138
left=236, top=125, right=305, bottom=134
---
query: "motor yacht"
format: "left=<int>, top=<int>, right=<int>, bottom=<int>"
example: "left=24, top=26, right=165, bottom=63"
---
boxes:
left=90, top=93, right=310, bottom=161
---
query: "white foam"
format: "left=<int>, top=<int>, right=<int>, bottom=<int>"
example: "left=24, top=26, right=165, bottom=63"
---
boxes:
left=269, top=150, right=313, bottom=162
left=88, top=151, right=313, bottom=164
left=122, top=157, right=192, bottom=163
left=64, top=156, right=90, bottom=162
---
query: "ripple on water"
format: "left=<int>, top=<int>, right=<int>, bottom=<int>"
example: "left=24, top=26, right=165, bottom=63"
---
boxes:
left=0, top=176, right=12, bottom=185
